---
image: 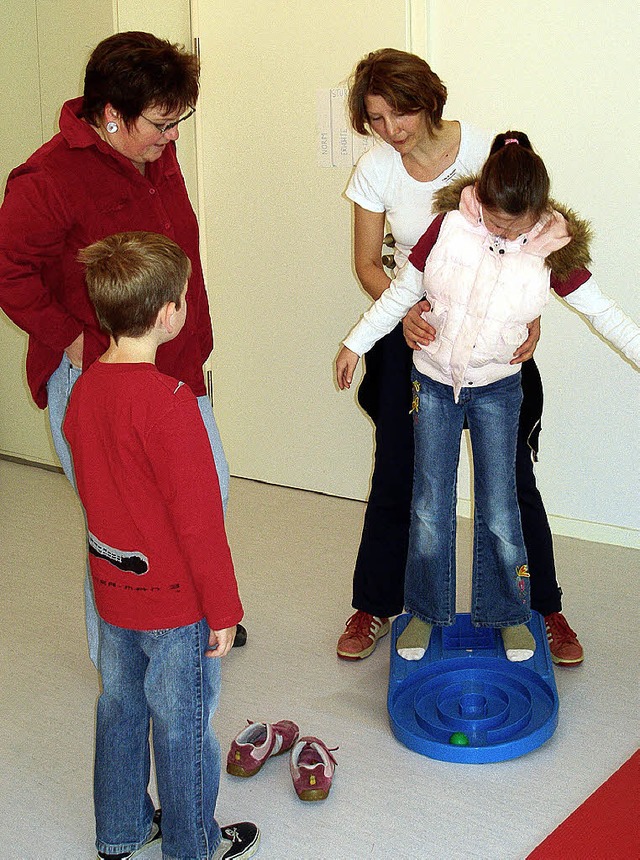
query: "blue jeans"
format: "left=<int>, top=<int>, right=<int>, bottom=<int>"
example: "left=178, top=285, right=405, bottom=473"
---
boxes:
left=405, top=369, right=530, bottom=628
left=47, top=355, right=230, bottom=666
left=95, top=617, right=223, bottom=860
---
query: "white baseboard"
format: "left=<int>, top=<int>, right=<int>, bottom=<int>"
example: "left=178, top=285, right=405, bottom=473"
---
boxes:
left=456, top=499, right=640, bottom=550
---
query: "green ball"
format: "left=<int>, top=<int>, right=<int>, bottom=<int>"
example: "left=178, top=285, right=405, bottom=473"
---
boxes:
left=449, top=732, right=470, bottom=746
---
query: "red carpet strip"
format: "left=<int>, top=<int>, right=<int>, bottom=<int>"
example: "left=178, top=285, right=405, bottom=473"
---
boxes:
left=527, top=749, right=639, bottom=859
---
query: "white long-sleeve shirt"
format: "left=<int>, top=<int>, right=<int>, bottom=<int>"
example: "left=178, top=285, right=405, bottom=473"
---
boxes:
left=344, top=212, right=640, bottom=376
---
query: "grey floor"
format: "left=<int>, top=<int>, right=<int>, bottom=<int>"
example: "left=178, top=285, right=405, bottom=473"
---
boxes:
left=1, top=458, right=638, bottom=860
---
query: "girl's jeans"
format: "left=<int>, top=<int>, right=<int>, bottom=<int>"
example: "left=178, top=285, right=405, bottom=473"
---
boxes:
left=46, top=354, right=230, bottom=666
left=405, top=369, right=531, bottom=628
left=95, top=617, right=224, bottom=860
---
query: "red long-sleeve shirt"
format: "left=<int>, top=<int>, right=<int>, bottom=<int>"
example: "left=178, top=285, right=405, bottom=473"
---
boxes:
left=63, top=361, right=242, bottom=632
left=0, top=98, right=213, bottom=408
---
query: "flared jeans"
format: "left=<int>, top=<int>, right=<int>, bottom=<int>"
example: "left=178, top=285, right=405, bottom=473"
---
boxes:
left=405, top=369, right=531, bottom=628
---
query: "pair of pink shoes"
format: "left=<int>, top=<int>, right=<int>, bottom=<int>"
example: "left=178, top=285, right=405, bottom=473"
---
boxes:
left=226, top=720, right=337, bottom=801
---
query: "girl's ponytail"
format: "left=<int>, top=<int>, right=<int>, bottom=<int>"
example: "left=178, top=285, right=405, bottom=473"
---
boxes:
left=488, top=130, right=534, bottom=155
left=477, top=131, right=550, bottom=218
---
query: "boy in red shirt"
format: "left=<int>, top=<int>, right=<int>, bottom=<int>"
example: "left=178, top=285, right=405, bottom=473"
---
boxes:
left=64, top=232, right=259, bottom=860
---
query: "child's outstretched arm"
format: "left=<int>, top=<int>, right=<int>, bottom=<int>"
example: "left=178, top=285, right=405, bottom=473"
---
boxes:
left=337, top=220, right=443, bottom=385
left=339, top=257, right=425, bottom=378
left=554, top=273, right=640, bottom=368
left=336, top=345, right=360, bottom=390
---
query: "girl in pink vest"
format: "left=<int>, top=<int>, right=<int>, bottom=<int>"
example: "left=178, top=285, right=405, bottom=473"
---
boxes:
left=337, top=132, right=639, bottom=661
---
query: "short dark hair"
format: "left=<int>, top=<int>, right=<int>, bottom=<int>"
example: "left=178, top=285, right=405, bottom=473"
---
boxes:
left=476, top=131, right=551, bottom=219
left=82, top=31, right=199, bottom=128
left=78, top=232, right=191, bottom=341
left=348, top=48, right=447, bottom=136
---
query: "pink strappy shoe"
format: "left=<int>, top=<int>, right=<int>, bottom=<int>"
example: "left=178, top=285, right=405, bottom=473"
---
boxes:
left=226, top=719, right=299, bottom=777
left=289, top=736, right=338, bottom=801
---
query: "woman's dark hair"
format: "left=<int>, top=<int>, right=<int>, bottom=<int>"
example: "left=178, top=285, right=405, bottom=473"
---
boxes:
left=82, top=31, right=199, bottom=129
left=476, top=131, right=551, bottom=218
left=348, top=48, right=447, bottom=136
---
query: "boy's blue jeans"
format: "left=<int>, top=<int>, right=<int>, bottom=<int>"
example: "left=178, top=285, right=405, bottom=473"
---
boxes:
left=405, top=369, right=530, bottom=628
left=95, top=617, right=223, bottom=860
left=46, top=354, right=230, bottom=667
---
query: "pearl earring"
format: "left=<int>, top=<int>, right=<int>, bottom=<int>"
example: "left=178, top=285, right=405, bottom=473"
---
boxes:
left=106, top=121, right=119, bottom=134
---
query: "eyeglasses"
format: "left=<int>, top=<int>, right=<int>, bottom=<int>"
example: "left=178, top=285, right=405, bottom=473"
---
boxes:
left=140, top=106, right=196, bottom=135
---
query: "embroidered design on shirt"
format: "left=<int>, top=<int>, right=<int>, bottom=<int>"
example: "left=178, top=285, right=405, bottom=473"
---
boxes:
left=88, top=531, right=149, bottom=575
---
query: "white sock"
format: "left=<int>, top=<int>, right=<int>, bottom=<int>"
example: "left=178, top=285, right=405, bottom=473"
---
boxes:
left=397, top=617, right=432, bottom=661
left=501, top=625, right=535, bottom=662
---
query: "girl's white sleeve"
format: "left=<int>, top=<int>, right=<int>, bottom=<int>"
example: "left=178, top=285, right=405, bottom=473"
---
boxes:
left=562, top=276, right=640, bottom=367
left=343, top=261, right=424, bottom=356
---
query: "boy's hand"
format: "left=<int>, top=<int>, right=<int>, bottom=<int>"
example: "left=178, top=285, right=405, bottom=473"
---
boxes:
left=511, top=316, right=541, bottom=364
left=336, top=346, right=360, bottom=389
left=403, top=300, right=436, bottom=350
left=206, top=625, right=236, bottom=658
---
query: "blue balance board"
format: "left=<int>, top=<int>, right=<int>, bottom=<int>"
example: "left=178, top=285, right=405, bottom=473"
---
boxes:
left=387, top=612, right=558, bottom=764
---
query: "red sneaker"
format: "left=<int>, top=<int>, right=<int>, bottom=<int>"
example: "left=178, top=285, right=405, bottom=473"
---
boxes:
left=290, top=737, right=338, bottom=801
left=226, top=720, right=299, bottom=777
left=337, top=611, right=390, bottom=660
left=545, top=612, right=584, bottom=666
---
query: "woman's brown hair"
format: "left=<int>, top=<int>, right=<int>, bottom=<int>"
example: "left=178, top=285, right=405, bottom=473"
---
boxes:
left=348, top=48, right=447, bottom=136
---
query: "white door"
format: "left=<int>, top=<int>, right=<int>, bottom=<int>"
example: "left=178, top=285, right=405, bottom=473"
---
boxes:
left=0, top=0, right=114, bottom=465
left=194, top=2, right=409, bottom=499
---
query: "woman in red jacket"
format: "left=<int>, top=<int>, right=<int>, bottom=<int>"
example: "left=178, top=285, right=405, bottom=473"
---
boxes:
left=0, top=31, right=246, bottom=661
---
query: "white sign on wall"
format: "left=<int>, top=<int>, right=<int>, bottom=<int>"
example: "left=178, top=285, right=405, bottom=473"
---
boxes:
left=316, top=87, right=372, bottom=168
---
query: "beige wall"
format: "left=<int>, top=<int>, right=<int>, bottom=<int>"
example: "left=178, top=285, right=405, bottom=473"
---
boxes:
left=1, top=1, right=638, bottom=546
left=194, top=0, right=407, bottom=503
left=194, top=1, right=638, bottom=545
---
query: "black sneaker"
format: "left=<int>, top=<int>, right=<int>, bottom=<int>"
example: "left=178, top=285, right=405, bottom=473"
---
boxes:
left=213, top=822, right=260, bottom=859
left=233, top=624, right=248, bottom=648
left=97, top=809, right=162, bottom=860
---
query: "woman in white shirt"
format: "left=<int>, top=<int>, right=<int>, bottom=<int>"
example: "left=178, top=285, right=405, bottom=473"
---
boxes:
left=336, top=48, right=584, bottom=666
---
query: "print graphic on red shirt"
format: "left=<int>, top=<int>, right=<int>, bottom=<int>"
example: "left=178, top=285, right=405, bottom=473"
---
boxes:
left=88, top=531, right=150, bottom=575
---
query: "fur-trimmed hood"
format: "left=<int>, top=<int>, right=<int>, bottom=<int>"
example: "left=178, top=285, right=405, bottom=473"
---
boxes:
left=433, top=176, right=593, bottom=280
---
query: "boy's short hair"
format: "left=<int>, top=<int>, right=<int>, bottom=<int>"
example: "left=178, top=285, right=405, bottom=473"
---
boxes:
left=78, top=232, right=192, bottom=340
